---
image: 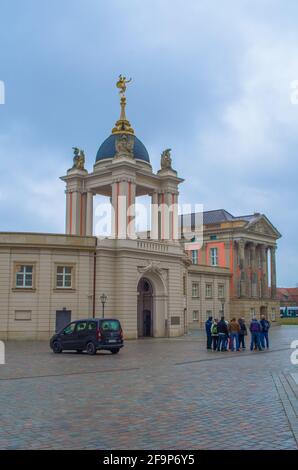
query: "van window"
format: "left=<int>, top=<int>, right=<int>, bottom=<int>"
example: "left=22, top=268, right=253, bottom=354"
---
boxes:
left=88, top=322, right=97, bottom=331
left=63, top=323, right=76, bottom=335
left=76, top=322, right=87, bottom=332
left=101, top=320, right=120, bottom=331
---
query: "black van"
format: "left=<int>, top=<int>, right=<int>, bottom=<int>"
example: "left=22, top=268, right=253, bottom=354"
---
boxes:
left=50, top=318, right=124, bottom=355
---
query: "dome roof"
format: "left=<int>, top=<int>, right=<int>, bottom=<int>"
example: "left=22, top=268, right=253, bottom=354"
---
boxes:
left=96, top=134, right=150, bottom=163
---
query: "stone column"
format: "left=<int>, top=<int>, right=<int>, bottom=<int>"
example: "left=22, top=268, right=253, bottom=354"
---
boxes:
left=171, top=192, right=179, bottom=241
left=151, top=192, right=159, bottom=240
left=251, top=243, right=258, bottom=298
left=127, top=180, right=136, bottom=239
left=117, top=180, right=129, bottom=239
left=233, top=241, right=238, bottom=297
left=111, top=181, right=119, bottom=239
left=158, top=192, right=166, bottom=240
left=111, top=178, right=136, bottom=239
left=239, top=239, right=246, bottom=297
left=65, top=190, right=71, bottom=234
left=86, top=191, right=93, bottom=236
left=260, top=245, right=268, bottom=298
left=158, top=191, right=179, bottom=241
left=270, top=246, right=277, bottom=299
left=68, top=190, right=81, bottom=235
left=165, top=192, right=173, bottom=240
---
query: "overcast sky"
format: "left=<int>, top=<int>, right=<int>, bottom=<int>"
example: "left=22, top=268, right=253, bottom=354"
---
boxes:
left=0, top=0, right=297, bottom=286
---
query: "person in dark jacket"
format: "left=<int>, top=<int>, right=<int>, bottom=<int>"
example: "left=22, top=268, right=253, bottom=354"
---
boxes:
left=260, top=315, right=270, bottom=349
left=211, top=318, right=219, bottom=351
left=205, top=316, right=213, bottom=350
left=249, top=317, right=263, bottom=351
left=217, top=316, right=229, bottom=351
left=238, top=317, right=247, bottom=350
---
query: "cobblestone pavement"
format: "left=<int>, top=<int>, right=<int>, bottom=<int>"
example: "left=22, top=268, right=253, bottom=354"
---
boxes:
left=0, top=326, right=298, bottom=450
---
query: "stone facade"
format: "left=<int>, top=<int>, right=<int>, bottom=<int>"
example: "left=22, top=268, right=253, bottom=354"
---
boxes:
left=187, top=265, right=231, bottom=329
left=0, top=233, right=95, bottom=340
left=0, top=232, right=231, bottom=340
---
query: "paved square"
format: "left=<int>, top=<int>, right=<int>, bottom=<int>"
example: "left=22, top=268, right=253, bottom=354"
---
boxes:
left=0, top=326, right=298, bottom=450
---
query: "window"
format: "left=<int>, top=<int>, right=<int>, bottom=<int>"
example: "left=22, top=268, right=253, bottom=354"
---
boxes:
left=192, top=250, right=198, bottom=265
left=210, top=235, right=217, bottom=240
left=76, top=321, right=87, bottom=332
left=250, top=308, right=256, bottom=319
left=15, top=265, right=33, bottom=288
left=193, top=310, right=199, bottom=321
left=271, top=308, right=276, bottom=321
left=88, top=322, right=97, bottom=331
left=101, top=320, right=121, bottom=331
left=218, top=284, right=225, bottom=299
left=192, top=282, right=199, bottom=298
left=56, top=266, right=72, bottom=288
left=205, top=283, right=213, bottom=298
left=210, top=247, right=218, bottom=266
left=63, top=323, right=76, bottom=335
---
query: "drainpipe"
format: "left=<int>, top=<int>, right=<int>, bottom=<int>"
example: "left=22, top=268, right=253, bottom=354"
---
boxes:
left=92, top=237, right=97, bottom=318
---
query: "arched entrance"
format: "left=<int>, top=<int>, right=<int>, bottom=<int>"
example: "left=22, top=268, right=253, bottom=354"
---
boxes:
left=137, top=278, right=153, bottom=337
left=137, top=268, right=168, bottom=338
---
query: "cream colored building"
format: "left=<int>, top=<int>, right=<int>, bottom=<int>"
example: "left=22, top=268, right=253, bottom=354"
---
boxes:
left=0, top=81, right=279, bottom=341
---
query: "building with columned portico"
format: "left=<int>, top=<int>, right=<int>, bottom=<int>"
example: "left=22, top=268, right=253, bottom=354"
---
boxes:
left=0, top=78, right=281, bottom=340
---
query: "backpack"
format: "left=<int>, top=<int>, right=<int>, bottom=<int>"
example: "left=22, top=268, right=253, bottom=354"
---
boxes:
left=211, top=324, right=218, bottom=335
left=262, top=320, right=270, bottom=332
left=250, top=321, right=260, bottom=333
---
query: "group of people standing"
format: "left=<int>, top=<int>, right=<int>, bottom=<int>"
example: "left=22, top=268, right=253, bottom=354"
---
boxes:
left=205, top=315, right=271, bottom=352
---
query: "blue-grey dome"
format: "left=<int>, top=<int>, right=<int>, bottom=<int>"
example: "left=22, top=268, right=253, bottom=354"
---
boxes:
left=96, top=134, right=150, bottom=163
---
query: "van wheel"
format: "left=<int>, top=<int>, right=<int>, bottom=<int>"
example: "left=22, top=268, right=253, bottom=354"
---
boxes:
left=111, top=348, right=120, bottom=354
left=52, top=341, right=62, bottom=353
left=86, top=342, right=96, bottom=355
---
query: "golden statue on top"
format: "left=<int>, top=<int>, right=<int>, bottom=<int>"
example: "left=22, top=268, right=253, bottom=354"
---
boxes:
left=112, top=74, right=134, bottom=135
left=116, top=75, right=132, bottom=95
left=72, top=147, right=85, bottom=170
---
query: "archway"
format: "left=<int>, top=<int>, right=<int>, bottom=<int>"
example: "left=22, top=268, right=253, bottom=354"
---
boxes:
left=137, top=278, right=153, bottom=337
left=137, top=269, right=168, bottom=338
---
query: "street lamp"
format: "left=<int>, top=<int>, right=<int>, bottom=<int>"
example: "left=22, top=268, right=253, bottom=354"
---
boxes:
left=100, top=293, right=107, bottom=318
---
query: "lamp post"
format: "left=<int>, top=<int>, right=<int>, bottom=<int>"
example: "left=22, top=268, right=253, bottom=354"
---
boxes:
left=100, top=293, right=107, bottom=318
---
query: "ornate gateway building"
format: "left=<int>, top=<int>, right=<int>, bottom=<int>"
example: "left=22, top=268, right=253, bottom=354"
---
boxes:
left=0, top=78, right=280, bottom=340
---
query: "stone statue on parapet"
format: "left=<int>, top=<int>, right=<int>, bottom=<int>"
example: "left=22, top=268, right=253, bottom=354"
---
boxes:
left=116, top=75, right=132, bottom=95
left=115, top=134, right=134, bottom=159
left=160, top=148, right=172, bottom=170
left=72, top=147, right=85, bottom=170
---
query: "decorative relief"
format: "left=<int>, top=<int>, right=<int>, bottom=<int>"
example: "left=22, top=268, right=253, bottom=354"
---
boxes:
left=115, top=134, right=134, bottom=159
left=138, top=261, right=168, bottom=281
left=248, top=220, right=272, bottom=236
